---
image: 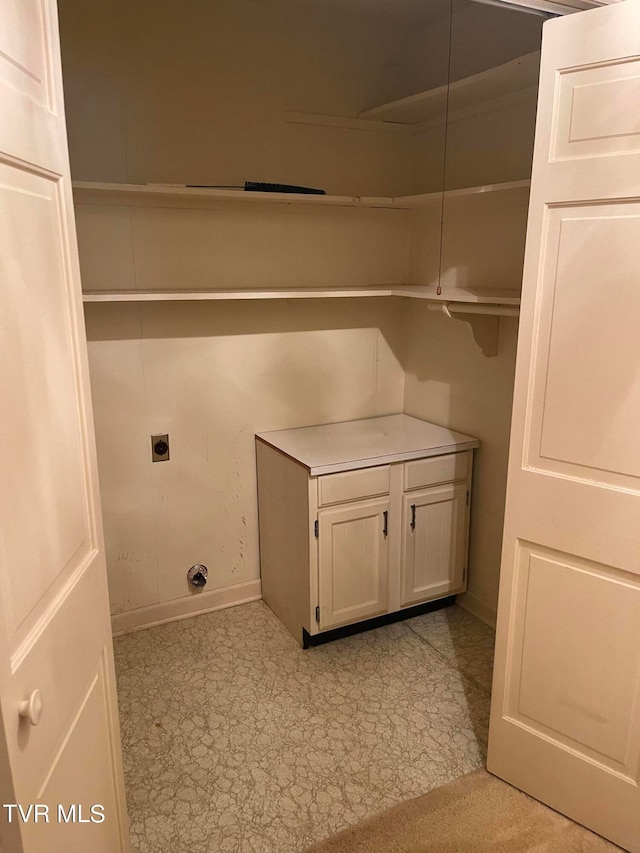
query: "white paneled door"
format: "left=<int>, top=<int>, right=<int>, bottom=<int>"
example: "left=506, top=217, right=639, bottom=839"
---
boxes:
left=0, top=2, right=129, bottom=851
left=488, top=3, right=640, bottom=851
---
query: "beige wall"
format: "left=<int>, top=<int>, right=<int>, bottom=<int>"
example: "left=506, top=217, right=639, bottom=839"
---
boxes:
left=59, top=0, right=451, bottom=197
left=75, top=202, right=412, bottom=294
left=403, top=311, right=519, bottom=626
left=85, top=298, right=406, bottom=630
left=443, top=95, right=538, bottom=190
left=448, top=0, right=544, bottom=81
left=439, top=189, right=530, bottom=292
left=60, top=0, right=537, bottom=630
left=405, top=186, right=528, bottom=625
left=85, top=295, right=517, bottom=631
left=58, top=0, right=420, bottom=631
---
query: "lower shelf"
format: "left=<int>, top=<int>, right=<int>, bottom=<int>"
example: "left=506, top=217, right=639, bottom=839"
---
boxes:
left=82, top=285, right=397, bottom=302
left=302, top=594, right=456, bottom=648
left=82, top=284, right=521, bottom=307
left=82, top=285, right=519, bottom=358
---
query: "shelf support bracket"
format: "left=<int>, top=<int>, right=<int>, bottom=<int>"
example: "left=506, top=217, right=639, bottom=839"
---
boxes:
left=463, top=314, right=500, bottom=357
left=427, top=302, right=519, bottom=358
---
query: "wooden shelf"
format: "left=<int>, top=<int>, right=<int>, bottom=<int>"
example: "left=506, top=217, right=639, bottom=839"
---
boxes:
left=285, top=111, right=410, bottom=136
left=72, top=182, right=397, bottom=209
left=82, top=286, right=398, bottom=303
left=397, top=286, right=521, bottom=305
left=82, top=285, right=520, bottom=306
left=394, top=180, right=530, bottom=207
left=358, top=51, right=540, bottom=126
left=72, top=179, right=529, bottom=210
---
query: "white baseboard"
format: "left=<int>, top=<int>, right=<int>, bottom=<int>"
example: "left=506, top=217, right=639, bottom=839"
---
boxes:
left=456, top=589, right=497, bottom=630
left=111, top=579, right=262, bottom=636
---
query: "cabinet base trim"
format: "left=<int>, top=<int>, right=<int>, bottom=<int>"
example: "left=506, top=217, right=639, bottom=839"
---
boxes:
left=302, top=595, right=456, bottom=648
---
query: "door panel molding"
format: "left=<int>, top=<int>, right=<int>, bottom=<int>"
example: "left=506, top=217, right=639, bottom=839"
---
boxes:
left=27, top=647, right=130, bottom=852
left=552, top=59, right=640, bottom=161
left=524, top=202, right=640, bottom=490
left=504, top=541, right=640, bottom=778
left=0, top=0, right=51, bottom=108
left=10, top=548, right=100, bottom=673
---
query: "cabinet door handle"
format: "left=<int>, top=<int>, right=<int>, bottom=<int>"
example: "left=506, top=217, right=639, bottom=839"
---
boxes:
left=410, top=503, right=416, bottom=531
left=383, top=510, right=388, bottom=537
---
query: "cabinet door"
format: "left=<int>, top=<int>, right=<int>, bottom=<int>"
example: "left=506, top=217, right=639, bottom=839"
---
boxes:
left=318, top=498, right=389, bottom=631
left=401, top=484, right=468, bottom=607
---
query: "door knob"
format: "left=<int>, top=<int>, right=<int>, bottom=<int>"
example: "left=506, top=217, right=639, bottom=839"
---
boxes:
left=19, top=689, right=43, bottom=726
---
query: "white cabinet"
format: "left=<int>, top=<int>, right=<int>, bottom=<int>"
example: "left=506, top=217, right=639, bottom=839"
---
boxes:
left=256, top=414, right=478, bottom=646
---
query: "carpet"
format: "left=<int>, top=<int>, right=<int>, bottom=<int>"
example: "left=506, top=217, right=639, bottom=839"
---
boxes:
left=305, top=770, right=622, bottom=852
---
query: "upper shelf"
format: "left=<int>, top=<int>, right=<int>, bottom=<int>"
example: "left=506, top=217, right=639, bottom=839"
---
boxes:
left=72, top=181, right=396, bottom=209
left=396, top=180, right=530, bottom=207
left=358, top=51, right=541, bottom=126
left=72, top=180, right=530, bottom=210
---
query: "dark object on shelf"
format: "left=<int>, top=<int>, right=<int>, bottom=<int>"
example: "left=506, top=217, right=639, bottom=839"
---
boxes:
left=244, top=181, right=326, bottom=195
left=184, top=182, right=326, bottom=195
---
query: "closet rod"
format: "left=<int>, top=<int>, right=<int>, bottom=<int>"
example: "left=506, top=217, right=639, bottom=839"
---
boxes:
left=427, top=303, right=520, bottom=318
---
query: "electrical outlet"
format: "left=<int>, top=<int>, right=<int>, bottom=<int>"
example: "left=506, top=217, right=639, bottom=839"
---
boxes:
left=151, top=434, right=170, bottom=462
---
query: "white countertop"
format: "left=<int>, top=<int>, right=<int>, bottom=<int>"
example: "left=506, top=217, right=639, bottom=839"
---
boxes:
left=256, top=414, right=479, bottom=476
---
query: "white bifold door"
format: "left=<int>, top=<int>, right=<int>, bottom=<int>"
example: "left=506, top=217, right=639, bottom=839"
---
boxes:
left=488, top=3, right=640, bottom=851
left=0, top=2, right=130, bottom=851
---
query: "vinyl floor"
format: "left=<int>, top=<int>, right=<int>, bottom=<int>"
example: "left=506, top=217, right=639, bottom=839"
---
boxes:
left=114, top=601, right=495, bottom=852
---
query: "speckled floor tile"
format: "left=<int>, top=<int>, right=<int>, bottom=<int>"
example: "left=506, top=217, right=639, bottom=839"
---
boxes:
left=114, top=601, right=492, bottom=853
left=405, top=605, right=496, bottom=692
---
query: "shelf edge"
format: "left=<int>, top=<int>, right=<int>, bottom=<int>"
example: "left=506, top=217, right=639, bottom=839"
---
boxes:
left=358, top=50, right=541, bottom=125
left=82, top=286, right=521, bottom=306
left=72, top=179, right=530, bottom=210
